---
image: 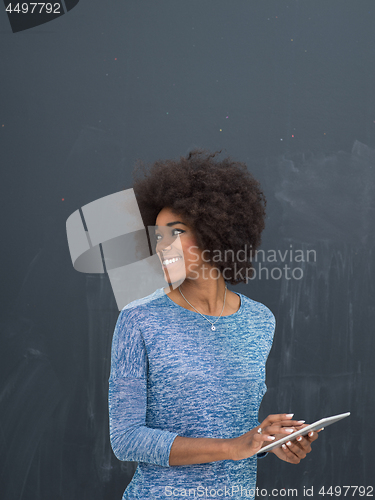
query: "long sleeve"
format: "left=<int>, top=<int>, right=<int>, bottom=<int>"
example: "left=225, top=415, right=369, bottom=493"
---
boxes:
left=256, top=380, right=269, bottom=459
left=106, top=288, right=275, bottom=498
left=108, top=309, right=178, bottom=467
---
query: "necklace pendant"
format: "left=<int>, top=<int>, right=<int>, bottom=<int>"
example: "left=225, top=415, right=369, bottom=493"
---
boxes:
left=211, top=325, right=216, bottom=331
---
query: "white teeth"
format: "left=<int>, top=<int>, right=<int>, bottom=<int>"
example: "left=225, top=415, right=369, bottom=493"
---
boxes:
left=163, top=257, right=181, bottom=266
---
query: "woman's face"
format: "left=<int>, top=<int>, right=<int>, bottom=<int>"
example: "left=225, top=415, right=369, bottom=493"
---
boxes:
left=154, top=207, right=206, bottom=285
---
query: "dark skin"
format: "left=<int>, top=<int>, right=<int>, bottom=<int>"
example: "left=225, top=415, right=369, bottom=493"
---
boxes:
left=267, top=424, right=323, bottom=464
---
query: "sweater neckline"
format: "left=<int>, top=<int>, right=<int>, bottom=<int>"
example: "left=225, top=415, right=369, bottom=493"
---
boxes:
left=161, top=287, right=243, bottom=320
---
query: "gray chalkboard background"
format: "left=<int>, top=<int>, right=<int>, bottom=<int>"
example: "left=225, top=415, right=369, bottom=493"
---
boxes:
left=1, top=1, right=374, bottom=498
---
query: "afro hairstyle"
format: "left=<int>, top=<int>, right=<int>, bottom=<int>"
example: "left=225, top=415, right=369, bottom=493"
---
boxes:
left=132, top=148, right=266, bottom=285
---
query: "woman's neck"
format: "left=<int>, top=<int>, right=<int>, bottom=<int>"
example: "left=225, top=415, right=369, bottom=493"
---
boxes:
left=164, top=276, right=239, bottom=316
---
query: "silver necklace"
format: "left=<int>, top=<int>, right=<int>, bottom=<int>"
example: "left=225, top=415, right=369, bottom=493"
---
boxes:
left=178, top=285, right=228, bottom=331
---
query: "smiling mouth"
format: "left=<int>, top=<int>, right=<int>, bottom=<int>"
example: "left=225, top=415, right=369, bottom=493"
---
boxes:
left=162, top=256, right=182, bottom=267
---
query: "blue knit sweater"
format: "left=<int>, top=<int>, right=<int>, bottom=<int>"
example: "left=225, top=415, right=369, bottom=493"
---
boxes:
left=108, top=287, right=275, bottom=499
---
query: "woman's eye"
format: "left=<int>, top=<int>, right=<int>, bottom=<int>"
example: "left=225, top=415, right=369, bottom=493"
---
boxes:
left=155, top=228, right=185, bottom=241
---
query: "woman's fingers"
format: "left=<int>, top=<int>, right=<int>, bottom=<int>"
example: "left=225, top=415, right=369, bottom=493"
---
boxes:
left=292, top=424, right=322, bottom=442
left=258, top=415, right=323, bottom=452
left=295, top=435, right=312, bottom=453
left=256, top=414, right=307, bottom=445
left=283, top=426, right=321, bottom=459
left=282, top=440, right=306, bottom=462
left=253, top=426, right=276, bottom=442
left=306, top=429, right=321, bottom=442
left=260, top=414, right=306, bottom=434
left=281, top=442, right=302, bottom=463
left=261, top=422, right=303, bottom=436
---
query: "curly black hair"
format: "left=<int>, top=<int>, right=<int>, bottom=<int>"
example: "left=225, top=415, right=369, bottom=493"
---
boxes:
left=132, top=148, right=266, bottom=285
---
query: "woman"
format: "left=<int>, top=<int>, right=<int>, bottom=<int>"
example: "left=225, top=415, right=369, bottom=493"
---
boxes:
left=108, top=149, right=319, bottom=499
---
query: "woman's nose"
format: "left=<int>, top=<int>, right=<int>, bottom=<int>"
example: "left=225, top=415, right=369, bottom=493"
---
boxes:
left=156, top=241, right=173, bottom=254
left=160, top=245, right=172, bottom=254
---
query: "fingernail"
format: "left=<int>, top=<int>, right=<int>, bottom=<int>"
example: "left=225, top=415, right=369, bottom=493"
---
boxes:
left=321, top=427, right=324, bottom=430
left=297, top=436, right=303, bottom=441
left=268, top=436, right=275, bottom=440
left=285, top=413, right=294, bottom=418
left=282, top=444, right=287, bottom=450
left=308, top=431, right=313, bottom=437
left=287, top=441, right=292, bottom=446
left=285, top=428, right=295, bottom=433
left=297, top=420, right=305, bottom=424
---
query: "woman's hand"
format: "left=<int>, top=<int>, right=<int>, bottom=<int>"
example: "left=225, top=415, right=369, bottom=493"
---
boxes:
left=229, top=414, right=305, bottom=461
left=268, top=424, right=323, bottom=464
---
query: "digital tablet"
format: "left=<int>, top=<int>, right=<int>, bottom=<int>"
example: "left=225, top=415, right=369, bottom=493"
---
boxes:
left=257, top=411, right=350, bottom=454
